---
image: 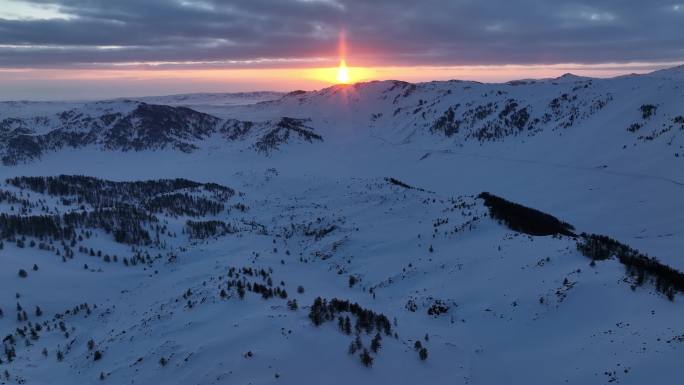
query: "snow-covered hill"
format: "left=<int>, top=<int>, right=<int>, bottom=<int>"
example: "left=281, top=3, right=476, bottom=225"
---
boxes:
left=0, top=67, right=683, bottom=385
left=0, top=101, right=322, bottom=164
left=130, top=91, right=285, bottom=107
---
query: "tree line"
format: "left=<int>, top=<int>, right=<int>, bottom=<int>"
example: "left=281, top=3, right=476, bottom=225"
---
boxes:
left=479, top=192, right=576, bottom=237
left=577, top=233, right=684, bottom=300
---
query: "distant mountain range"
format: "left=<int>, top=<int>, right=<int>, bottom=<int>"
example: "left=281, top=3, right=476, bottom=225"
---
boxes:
left=0, top=101, right=321, bottom=164
left=2, top=66, right=683, bottom=170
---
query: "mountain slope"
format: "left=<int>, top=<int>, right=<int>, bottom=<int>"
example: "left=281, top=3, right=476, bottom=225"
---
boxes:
left=0, top=101, right=323, bottom=164
left=0, top=67, right=683, bottom=385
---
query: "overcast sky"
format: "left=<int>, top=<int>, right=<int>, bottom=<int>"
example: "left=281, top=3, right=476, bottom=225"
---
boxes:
left=1, top=0, right=683, bottom=99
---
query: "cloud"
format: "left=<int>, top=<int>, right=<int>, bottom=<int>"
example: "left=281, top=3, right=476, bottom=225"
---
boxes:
left=0, top=0, right=72, bottom=20
left=0, top=0, right=682, bottom=69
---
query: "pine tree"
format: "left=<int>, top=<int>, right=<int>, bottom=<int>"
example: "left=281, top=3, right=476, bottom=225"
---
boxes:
left=371, top=333, right=382, bottom=353
left=360, top=349, right=373, bottom=367
left=419, top=347, right=428, bottom=361
left=287, top=299, right=298, bottom=310
left=343, top=316, right=352, bottom=335
left=348, top=340, right=358, bottom=355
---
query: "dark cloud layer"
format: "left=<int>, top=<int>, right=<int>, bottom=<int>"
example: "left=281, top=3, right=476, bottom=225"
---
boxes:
left=1, top=0, right=683, bottom=68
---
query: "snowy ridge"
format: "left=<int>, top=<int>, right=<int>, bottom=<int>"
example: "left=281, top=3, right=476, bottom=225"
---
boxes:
left=0, top=101, right=323, bottom=164
left=2, top=69, right=683, bottom=171
left=130, top=91, right=285, bottom=107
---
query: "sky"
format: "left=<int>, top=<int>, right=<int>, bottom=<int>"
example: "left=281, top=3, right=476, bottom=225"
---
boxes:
left=0, top=0, right=683, bottom=100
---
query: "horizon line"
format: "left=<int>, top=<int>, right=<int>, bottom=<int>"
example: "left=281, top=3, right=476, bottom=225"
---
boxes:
left=1, top=61, right=683, bottom=102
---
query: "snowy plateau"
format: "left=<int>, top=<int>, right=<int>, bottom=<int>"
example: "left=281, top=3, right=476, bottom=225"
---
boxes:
left=0, top=66, right=684, bottom=385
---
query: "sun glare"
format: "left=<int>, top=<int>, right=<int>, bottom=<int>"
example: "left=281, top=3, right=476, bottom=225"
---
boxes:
left=336, top=59, right=350, bottom=84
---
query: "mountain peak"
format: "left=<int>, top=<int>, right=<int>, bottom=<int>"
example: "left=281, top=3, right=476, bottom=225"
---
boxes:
left=552, top=73, right=591, bottom=82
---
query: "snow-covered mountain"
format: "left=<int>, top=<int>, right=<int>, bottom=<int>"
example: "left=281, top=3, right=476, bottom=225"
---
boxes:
left=3, top=67, right=682, bottom=173
left=130, top=91, right=285, bottom=107
left=0, top=100, right=322, bottom=164
left=0, top=67, right=683, bottom=385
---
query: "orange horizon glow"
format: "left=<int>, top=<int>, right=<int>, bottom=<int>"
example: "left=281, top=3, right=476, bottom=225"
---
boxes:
left=1, top=61, right=682, bottom=100
left=3, top=62, right=678, bottom=83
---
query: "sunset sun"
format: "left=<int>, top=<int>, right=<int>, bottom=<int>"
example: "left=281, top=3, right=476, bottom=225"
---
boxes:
left=336, top=59, right=350, bottom=84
